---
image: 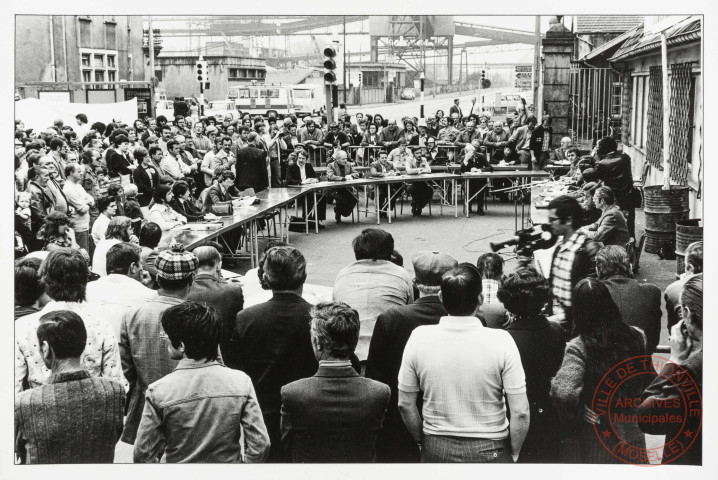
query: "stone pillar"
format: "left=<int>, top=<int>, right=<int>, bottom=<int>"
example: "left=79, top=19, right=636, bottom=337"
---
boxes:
left=370, top=36, right=379, bottom=63
left=542, top=17, right=574, bottom=147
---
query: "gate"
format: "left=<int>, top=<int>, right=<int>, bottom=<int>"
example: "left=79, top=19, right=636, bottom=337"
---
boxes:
left=568, top=65, right=622, bottom=148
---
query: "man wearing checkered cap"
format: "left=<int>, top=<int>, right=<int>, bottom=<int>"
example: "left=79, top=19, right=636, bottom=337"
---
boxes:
left=119, top=243, right=199, bottom=446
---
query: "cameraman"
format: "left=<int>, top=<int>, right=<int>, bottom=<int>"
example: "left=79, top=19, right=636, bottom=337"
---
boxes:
left=543, top=195, right=602, bottom=332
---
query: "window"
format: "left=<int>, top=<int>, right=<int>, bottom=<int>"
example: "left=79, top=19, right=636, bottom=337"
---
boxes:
left=80, top=48, right=118, bottom=86
left=631, top=75, right=649, bottom=149
left=237, top=88, right=250, bottom=98
left=79, top=18, right=91, bottom=48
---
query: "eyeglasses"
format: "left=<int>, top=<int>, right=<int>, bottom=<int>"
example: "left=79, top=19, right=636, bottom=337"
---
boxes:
left=548, top=216, right=560, bottom=222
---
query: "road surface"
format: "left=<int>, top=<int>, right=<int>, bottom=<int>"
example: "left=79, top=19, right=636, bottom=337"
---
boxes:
left=346, top=88, right=516, bottom=122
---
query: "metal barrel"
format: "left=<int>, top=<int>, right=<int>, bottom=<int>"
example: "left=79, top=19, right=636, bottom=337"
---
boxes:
left=643, top=186, right=690, bottom=254
left=675, top=219, right=703, bottom=276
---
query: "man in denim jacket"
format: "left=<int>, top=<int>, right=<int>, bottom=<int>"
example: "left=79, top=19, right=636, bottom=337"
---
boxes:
left=133, top=302, right=270, bottom=463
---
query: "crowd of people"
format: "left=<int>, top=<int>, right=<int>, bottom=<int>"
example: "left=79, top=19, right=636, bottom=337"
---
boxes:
left=13, top=99, right=702, bottom=465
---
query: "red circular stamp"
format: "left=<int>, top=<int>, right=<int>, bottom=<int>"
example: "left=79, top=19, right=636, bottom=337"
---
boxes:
left=591, top=355, right=702, bottom=466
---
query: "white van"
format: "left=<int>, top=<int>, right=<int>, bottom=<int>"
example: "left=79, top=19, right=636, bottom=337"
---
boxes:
left=291, top=85, right=324, bottom=116
left=230, top=84, right=296, bottom=117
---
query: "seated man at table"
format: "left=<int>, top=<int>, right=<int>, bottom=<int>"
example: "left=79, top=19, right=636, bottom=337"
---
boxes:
left=202, top=169, right=243, bottom=214
left=404, top=152, right=432, bottom=217
left=287, top=150, right=325, bottom=224
left=549, top=137, right=573, bottom=162
left=460, top=139, right=492, bottom=215
left=369, top=151, right=402, bottom=217
left=326, top=150, right=360, bottom=223
left=482, top=121, right=511, bottom=165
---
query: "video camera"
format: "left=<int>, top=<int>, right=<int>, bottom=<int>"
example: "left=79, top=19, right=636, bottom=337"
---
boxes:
left=490, top=224, right=557, bottom=257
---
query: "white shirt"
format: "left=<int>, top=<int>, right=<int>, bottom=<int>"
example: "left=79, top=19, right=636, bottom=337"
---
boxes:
left=63, top=179, right=94, bottom=231
left=92, top=238, right=121, bottom=276
left=160, top=154, right=191, bottom=179
left=398, top=315, right=526, bottom=438
left=86, top=274, right=158, bottom=339
left=91, top=214, right=111, bottom=245
left=298, top=164, right=307, bottom=183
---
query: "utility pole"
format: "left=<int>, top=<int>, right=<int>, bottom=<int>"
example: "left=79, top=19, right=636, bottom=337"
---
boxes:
left=148, top=16, right=156, bottom=118
left=533, top=15, right=541, bottom=112
left=343, top=16, right=347, bottom=103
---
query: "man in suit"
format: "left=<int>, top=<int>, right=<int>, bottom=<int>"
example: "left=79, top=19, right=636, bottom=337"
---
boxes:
left=596, top=245, right=662, bottom=354
left=202, top=169, right=242, bottom=214
left=507, top=115, right=538, bottom=168
left=132, top=147, right=160, bottom=207
left=229, top=246, right=319, bottom=462
left=187, top=245, right=244, bottom=358
left=235, top=132, right=269, bottom=192
left=449, top=98, right=463, bottom=121
left=281, top=302, right=390, bottom=463
left=286, top=150, right=325, bottom=223
left=664, top=241, right=701, bottom=334
left=119, top=243, right=198, bottom=446
left=26, top=165, right=55, bottom=250
left=326, top=150, right=360, bottom=223
left=365, top=252, right=458, bottom=462
left=579, top=186, right=630, bottom=247
left=368, top=151, right=402, bottom=216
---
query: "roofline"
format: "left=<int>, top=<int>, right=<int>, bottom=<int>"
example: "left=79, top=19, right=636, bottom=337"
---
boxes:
left=609, top=30, right=701, bottom=62
left=579, top=26, right=641, bottom=62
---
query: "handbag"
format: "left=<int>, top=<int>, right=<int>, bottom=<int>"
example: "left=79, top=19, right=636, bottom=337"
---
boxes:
left=211, top=203, right=233, bottom=216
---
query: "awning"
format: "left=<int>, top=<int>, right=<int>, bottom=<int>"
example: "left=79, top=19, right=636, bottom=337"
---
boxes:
left=609, top=16, right=701, bottom=62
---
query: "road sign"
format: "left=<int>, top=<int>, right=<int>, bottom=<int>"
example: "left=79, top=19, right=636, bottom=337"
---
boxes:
left=515, top=65, right=532, bottom=73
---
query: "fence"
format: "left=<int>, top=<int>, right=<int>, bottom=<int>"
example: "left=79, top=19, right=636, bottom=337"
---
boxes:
left=568, top=65, right=622, bottom=148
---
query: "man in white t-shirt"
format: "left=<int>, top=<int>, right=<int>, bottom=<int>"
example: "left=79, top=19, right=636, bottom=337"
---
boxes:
left=398, top=263, right=530, bottom=463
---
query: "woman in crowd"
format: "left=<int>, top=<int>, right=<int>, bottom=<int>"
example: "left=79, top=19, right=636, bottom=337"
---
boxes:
left=498, top=268, right=566, bottom=463
left=435, top=109, right=445, bottom=121
left=550, top=278, right=648, bottom=463
left=148, top=184, right=187, bottom=230
left=373, top=114, right=386, bottom=130
left=123, top=183, right=144, bottom=237
left=36, top=211, right=84, bottom=255
left=106, top=134, right=136, bottom=180
left=14, top=257, right=47, bottom=320
left=169, top=180, right=205, bottom=222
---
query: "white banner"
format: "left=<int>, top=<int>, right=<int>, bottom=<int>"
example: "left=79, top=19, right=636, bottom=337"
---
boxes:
left=14, top=98, right=139, bottom=133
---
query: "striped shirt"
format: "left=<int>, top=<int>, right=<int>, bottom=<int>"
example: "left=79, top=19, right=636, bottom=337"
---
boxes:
left=551, top=232, right=587, bottom=317
left=482, top=279, right=501, bottom=304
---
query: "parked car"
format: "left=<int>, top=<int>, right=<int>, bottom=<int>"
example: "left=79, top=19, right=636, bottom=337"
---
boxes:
left=204, top=100, right=238, bottom=122
left=400, top=87, right=416, bottom=100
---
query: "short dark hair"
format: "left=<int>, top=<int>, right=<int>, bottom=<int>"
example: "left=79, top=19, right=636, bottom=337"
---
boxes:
left=49, top=137, right=66, bottom=151
left=262, top=246, right=307, bottom=291
left=161, top=302, right=221, bottom=361
left=134, top=147, right=148, bottom=162
left=310, top=302, right=360, bottom=359
left=90, top=122, right=106, bottom=135
left=39, top=250, right=89, bottom=302
left=441, top=263, right=482, bottom=316
left=15, top=257, right=43, bottom=307
left=75, top=113, right=88, bottom=124
left=172, top=180, right=190, bottom=199
left=148, top=145, right=163, bottom=157
left=566, top=147, right=580, bottom=157
left=476, top=253, right=504, bottom=280
left=685, top=241, right=702, bottom=274
left=548, top=195, right=584, bottom=229
left=352, top=228, right=394, bottom=261
left=160, top=124, right=172, bottom=134
left=681, top=273, right=702, bottom=330
left=106, top=242, right=142, bottom=275
left=581, top=168, right=599, bottom=184
left=167, top=139, right=179, bottom=152
left=156, top=275, right=194, bottom=292
left=497, top=267, right=549, bottom=318
left=112, top=134, right=129, bottom=146
left=37, top=310, right=87, bottom=360
left=217, top=170, right=235, bottom=182
left=96, top=196, right=116, bottom=214
left=596, top=136, right=618, bottom=157
left=139, top=222, right=162, bottom=249
left=153, top=184, right=172, bottom=204
left=159, top=175, right=175, bottom=187
left=526, top=115, right=538, bottom=125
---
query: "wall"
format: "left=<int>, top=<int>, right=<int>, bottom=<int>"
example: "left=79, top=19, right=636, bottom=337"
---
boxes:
left=619, top=43, right=702, bottom=216
left=16, top=15, right=146, bottom=102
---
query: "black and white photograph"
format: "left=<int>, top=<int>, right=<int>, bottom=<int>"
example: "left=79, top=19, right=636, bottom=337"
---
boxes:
left=4, top=6, right=714, bottom=479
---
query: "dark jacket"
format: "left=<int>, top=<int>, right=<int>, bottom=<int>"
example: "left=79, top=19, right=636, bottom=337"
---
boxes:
left=286, top=163, right=318, bottom=186
left=506, top=315, right=566, bottom=463
left=132, top=165, right=160, bottom=207
left=202, top=183, right=239, bottom=214
left=449, top=104, right=463, bottom=119
left=15, top=370, right=125, bottom=464
left=326, top=161, right=359, bottom=181
left=378, top=126, right=403, bottom=150
left=365, top=296, right=446, bottom=462
left=281, top=363, right=390, bottom=463
left=168, top=197, right=204, bottom=222
left=597, top=152, right=633, bottom=202
left=602, top=275, right=662, bottom=354
left=529, top=125, right=552, bottom=156
left=638, top=349, right=702, bottom=465
left=27, top=181, right=55, bottom=245
left=228, top=292, right=319, bottom=462
left=106, top=148, right=134, bottom=178
left=235, top=145, right=269, bottom=192
left=187, top=272, right=244, bottom=358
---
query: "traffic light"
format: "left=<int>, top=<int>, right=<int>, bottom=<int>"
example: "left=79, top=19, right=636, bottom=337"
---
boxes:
left=481, top=70, right=486, bottom=80
left=196, top=60, right=208, bottom=84
left=358, top=72, right=363, bottom=87
left=480, top=70, right=491, bottom=89
left=323, top=45, right=338, bottom=84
